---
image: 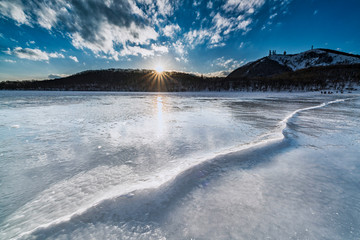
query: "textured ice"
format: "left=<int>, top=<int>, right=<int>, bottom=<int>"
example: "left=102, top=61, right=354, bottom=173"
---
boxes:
left=0, top=91, right=359, bottom=239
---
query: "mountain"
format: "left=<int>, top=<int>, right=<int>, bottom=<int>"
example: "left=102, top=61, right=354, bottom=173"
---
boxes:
left=269, top=49, right=360, bottom=70
left=227, top=58, right=293, bottom=78
left=227, top=48, right=360, bottom=79
left=225, top=48, right=360, bottom=91
left=1, top=49, right=359, bottom=92
left=0, top=69, right=223, bottom=92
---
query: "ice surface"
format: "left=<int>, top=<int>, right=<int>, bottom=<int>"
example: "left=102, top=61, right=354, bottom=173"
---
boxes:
left=0, top=91, right=359, bottom=239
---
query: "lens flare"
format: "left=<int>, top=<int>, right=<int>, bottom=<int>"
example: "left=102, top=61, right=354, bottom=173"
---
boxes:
left=155, top=65, right=164, bottom=73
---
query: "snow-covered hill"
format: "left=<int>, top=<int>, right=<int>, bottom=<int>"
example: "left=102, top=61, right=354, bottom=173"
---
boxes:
left=269, top=49, right=360, bottom=71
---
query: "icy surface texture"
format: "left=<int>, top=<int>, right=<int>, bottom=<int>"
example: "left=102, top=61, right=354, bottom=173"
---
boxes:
left=0, top=91, right=359, bottom=239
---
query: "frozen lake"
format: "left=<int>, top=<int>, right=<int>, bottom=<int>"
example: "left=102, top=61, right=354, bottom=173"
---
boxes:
left=0, top=91, right=359, bottom=239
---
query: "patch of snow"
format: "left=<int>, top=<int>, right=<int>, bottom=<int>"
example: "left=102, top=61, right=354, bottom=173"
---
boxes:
left=269, top=49, right=360, bottom=71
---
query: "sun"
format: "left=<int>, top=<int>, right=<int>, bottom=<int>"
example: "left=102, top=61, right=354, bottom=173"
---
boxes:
left=155, top=65, right=164, bottom=73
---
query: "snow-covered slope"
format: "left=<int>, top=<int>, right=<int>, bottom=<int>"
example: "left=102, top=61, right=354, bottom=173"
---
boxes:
left=269, top=49, right=360, bottom=71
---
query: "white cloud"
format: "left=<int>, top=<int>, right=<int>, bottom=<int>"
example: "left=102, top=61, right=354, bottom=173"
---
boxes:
left=70, top=22, right=158, bottom=60
left=163, top=24, right=181, bottom=38
left=12, top=47, right=50, bottom=61
left=0, top=0, right=294, bottom=61
left=9, top=38, right=18, bottom=43
left=173, top=40, right=186, bottom=56
left=205, top=13, right=252, bottom=48
left=210, top=33, right=222, bottom=44
left=35, top=5, right=58, bottom=30
left=156, top=0, right=173, bottom=16
left=193, top=1, right=201, bottom=7
left=48, top=74, right=68, bottom=79
left=196, top=11, right=201, bottom=20
left=269, top=13, right=278, bottom=19
left=4, top=47, right=64, bottom=61
left=214, top=57, right=244, bottom=70
left=247, top=8, right=255, bottom=14
left=172, top=40, right=189, bottom=62
left=237, top=19, right=252, bottom=31
left=69, top=56, right=79, bottom=62
left=184, top=29, right=211, bottom=48
left=151, top=44, right=169, bottom=53
left=210, top=0, right=270, bottom=43
left=213, top=12, right=252, bottom=34
left=223, top=0, right=265, bottom=13
left=208, top=42, right=226, bottom=49
left=203, top=70, right=230, bottom=77
left=120, top=46, right=155, bottom=58
left=49, top=52, right=65, bottom=58
left=212, top=13, right=231, bottom=35
left=0, top=0, right=162, bottom=60
left=0, top=1, right=30, bottom=25
left=186, top=70, right=230, bottom=78
left=117, top=43, right=168, bottom=58
left=4, top=59, right=16, bottom=63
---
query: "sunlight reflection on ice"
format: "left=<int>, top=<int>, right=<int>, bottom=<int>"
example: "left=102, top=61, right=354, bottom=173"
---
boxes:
left=156, top=96, right=164, bottom=137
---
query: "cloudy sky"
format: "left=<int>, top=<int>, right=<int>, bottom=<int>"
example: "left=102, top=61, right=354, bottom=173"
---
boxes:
left=0, top=0, right=359, bottom=81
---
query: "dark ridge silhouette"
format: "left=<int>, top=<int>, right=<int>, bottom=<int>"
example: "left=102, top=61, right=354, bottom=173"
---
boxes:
left=0, top=69, right=224, bottom=92
left=226, top=64, right=360, bottom=92
left=227, top=58, right=293, bottom=78
left=1, top=49, right=359, bottom=92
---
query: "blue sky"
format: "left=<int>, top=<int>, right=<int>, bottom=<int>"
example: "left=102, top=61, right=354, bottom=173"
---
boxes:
left=0, top=0, right=359, bottom=81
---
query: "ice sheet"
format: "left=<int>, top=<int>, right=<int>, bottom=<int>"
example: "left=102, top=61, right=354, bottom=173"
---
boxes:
left=0, top=91, right=359, bottom=239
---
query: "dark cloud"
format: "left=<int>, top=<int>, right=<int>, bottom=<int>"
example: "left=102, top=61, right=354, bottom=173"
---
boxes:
left=68, top=0, right=146, bottom=42
left=23, top=0, right=148, bottom=44
left=16, top=48, right=38, bottom=56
